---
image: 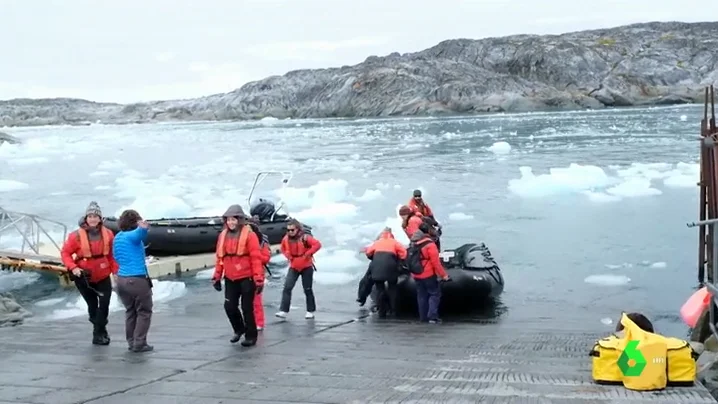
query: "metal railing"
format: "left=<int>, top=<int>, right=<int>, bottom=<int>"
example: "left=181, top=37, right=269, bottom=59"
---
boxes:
left=688, top=218, right=718, bottom=339
left=690, top=85, right=718, bottom=341
left=0, top=206, right=67, bottom=256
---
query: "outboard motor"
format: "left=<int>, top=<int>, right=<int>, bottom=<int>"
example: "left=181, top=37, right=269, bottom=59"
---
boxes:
left=463, top=244, right=498, bottom=270
left=250, top=198, right=276, bottom=222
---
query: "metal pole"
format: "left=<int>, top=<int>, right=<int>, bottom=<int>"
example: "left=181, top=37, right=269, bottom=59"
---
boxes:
left=687, top=218, right=718, bottom=227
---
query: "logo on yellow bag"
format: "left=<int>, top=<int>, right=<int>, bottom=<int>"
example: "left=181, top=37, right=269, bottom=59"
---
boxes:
left=618, top=340, right=648, bottom=376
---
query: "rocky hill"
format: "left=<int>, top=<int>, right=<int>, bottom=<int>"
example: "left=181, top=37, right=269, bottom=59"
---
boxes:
left=1, top=21, right=717, bottom=127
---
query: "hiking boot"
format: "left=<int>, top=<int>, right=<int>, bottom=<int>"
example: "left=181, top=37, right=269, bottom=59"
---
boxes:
left=240, top=338, right=257, bottom=347
left=132, top=344, right=154, bottom=353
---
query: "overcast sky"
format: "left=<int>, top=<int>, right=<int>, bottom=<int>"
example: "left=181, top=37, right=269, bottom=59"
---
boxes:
left=0, top=0, right=714, bottom=104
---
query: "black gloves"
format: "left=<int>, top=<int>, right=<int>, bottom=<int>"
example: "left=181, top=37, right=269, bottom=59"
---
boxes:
left=212, top=280, right=222, bottom=292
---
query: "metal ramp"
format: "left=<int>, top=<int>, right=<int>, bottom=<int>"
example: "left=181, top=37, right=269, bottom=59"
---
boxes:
left=0, top=206, right=71, bottom=285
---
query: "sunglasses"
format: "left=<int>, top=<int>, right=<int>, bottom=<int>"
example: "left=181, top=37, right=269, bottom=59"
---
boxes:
left=287, top=228, right=297, bottom=232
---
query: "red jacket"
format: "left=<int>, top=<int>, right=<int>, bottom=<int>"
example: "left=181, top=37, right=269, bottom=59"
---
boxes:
left=60, top=226, right=119, bottom=283
left=280, top=232, right=322, bottom=271
left=212, top=225, right=264, bottom=284
left=411, top=236, right=448, bottom=280
left=403, top=214, right=424, bottom=239
left=259, top=240, right=271, bottom=266
left=365, top=232, right=407, bottom=260
left=408, top=198, right=434, bottom=218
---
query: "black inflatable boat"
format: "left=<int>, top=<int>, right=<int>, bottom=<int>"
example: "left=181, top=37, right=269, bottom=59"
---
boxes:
left=103, top=200, right=312, bottom=257
left=361, top=242, right=504, bottom=314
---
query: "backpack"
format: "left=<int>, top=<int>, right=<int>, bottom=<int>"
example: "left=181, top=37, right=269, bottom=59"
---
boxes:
left=406, top=240, right=433, bottom=275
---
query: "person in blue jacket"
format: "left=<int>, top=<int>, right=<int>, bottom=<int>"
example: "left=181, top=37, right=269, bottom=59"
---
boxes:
left=112, top=209, right=153, bottom=353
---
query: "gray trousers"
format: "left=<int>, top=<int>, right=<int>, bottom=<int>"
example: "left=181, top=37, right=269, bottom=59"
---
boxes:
left=116, top=276, right=153, bottom=347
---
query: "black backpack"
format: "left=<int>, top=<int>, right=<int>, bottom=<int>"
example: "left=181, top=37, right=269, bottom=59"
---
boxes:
left=406, top=240, right=433, bottom=275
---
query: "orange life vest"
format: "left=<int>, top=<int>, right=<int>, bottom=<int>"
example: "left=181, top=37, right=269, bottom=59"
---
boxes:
left=77, top=227, right=113, bottom=259
left=216, top=225, right=251, bottom=258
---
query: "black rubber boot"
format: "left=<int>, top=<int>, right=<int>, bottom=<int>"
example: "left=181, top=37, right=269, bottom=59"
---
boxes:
left=241, top=338, right=257, bottom=347
left=92, top=332, right=109, bottom=345
left=100, top=326, right=111, bottom=345
left=92, top=322, right=110, bottom=346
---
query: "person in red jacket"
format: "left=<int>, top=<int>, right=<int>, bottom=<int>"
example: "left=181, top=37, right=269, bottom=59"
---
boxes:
left=211, top=205, right=264, bottom=347
left=249, top=215, right=271, bottom=330
left=60, top=201, right=118, bottom=345
left=276, top=219, right=322, bottom=319
left=409, top=229, right=450, bottom=323
left=365, top=228, right=407, bottom=318
left=408, top=189, right=435, bottom=219
left=408, top=189, right=443, bottom=245
left=399, top=205, right=424, bottom=239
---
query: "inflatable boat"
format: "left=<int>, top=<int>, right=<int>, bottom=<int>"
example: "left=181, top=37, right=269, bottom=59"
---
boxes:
left=103, top=171, right=312, bottom=257
left=362, top=242, right=504, bottom=315
left=103, top=204, right=311, bottom=257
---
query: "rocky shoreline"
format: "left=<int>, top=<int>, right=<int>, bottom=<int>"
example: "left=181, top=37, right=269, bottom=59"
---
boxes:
left=1, top=21, right=717, bottom=128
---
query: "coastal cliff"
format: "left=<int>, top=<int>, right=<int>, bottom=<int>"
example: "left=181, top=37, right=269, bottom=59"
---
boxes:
left=1, top=21, right=717, bottom=127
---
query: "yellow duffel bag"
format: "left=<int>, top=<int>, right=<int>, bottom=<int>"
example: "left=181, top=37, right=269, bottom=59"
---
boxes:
left=665, top=337, right=698, bottom=386
left=590, top=335, right=623, bottom=385
left=589, top=313, right=702, bottom=391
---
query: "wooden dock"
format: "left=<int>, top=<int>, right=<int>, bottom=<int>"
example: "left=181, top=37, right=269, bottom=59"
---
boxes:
left=0, top=244, right=282, bottom=285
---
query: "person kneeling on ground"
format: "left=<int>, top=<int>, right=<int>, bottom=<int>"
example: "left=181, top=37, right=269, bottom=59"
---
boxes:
left=212, top=205, right=264, bottom=346
left=60, top=201, right=118, bottom=345
left=112, top=209, right=154, bottom=353
left=249, top=215, right=271, bottom=331
left=276, top=219, right=322, bottom=319
left=365, top=227, right=407, bottom=318
left=410, top=230, right=449, bottom=323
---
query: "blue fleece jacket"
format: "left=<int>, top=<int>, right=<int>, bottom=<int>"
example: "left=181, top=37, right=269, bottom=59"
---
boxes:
left=112, top=227, right=149, bottom=277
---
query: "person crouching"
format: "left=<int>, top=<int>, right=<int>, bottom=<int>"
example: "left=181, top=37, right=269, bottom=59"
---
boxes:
left=60, top=201, right=118, bottom=345
left=365, top=227, right=407, bottom=318
left=211, top=205, right=264, bottom=346
left=249, top=215, right=271, bottom=331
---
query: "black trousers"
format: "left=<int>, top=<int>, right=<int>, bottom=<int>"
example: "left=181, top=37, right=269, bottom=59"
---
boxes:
left=75, top=276, right=112, bottom=335
left=374, top=279, right=398, bottom=317
left=357, top=268, right=373, bottom=304
left=280, top=267, right=316, bottom=313
left=224, top=278, right=257, bottom=340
